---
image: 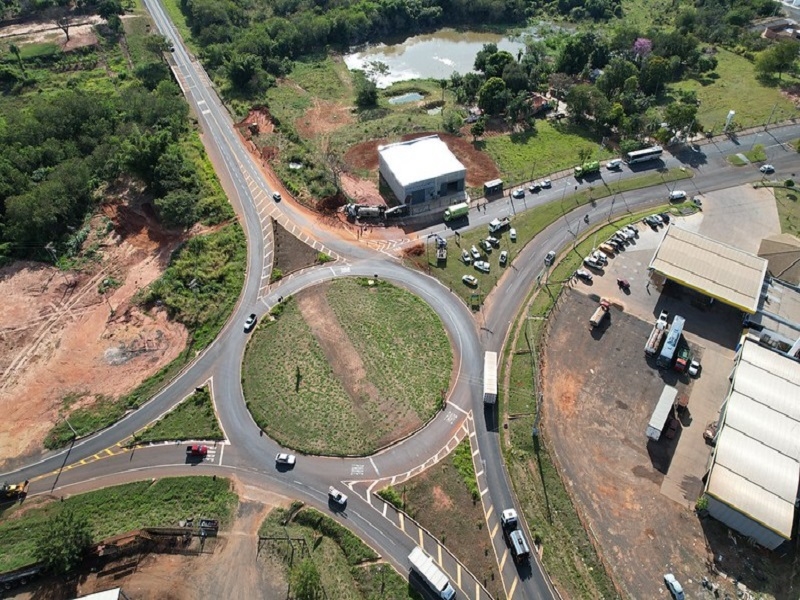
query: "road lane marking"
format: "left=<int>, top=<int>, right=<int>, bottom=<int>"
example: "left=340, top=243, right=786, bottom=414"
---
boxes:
left=218, top=443, right=225, bottom=465
left=480, top=487, right=488, bottom=497
left=382, top=502, right=387, bottom=517
left=418, top=528, right=423, bottom=547
left=457, top=563, right=462, bottom=587
left=398, top=512, right=404, bottom=531
left=485, top=505, right=494, bottom=520
left=491, top=523, right=499, bottom=538
left=369, top=457, right=380, bottom=476
left=104, top=449, right=114, bottom=457
left=508, top=576, right=519, bottom=598
left=475, top=469, right=484, bottom=477
left=437, top=544, right=442, bottom=564
left=500, top=548, right=508, bottom=570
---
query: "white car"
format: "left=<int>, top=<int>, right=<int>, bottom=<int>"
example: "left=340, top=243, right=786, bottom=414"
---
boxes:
left=461, top=249, right=471, bottom=264
left=499, top=250, right=508, bottom=266
left=575, top=269, right=593, bottom=282
left=480, top=239, right=493, bottom=253
left=509, top=228, right=517, bottom=242
left=244, top=313, right=257, bottom=332
left=462, top=274, right=478, bottom=286
left=760, top=164, right=774, bottom=174
left=664, top=574, right=685, bottom=600
left=275, top=453, right=296, bottom=467
left=328, top=486, right=348, bottom=507
left=623, top=224, right=638, bottom=237
left=591, top=249, right=608, bottom=263
left=511, top=188, right=525, bottom=199
left=541, top=178, right=552, bottom=188
left=470, top=245, right=481, bottom=261
left=688, top=359, right=701, bottom=377
left=544, top=250, right=556, bottom=266
left=487, top=236, right=500, bottom=247
left=584, top=257, right=604, bottom=270
left=668, top=190, right=687, bottom=201
left=607, top=158, right=622, bottom=170
left=272, top=192, right=282, bottom=202
left=474, top=260, right=490, bottom=273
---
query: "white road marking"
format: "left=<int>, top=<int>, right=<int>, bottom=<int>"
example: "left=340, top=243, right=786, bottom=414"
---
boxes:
left=369, top=457, right=380, bottom=475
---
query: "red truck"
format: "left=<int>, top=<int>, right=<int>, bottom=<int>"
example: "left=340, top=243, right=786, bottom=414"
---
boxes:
left=186, top=445, right=208, bottom=457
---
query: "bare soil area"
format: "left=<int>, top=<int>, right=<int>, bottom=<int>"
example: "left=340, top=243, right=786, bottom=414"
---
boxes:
left=0, top=16, right=104, bottom=49
left=295, top=98, right=355, bottom=139
left=343, top=132, right=500, bottom=189
left=271, top=218, right=323, bottom=276
left=0, top=199, right=189, bottom=469
left=12, top=481, right=290, bottom=600
left=542, top=289, right=798, bottom=600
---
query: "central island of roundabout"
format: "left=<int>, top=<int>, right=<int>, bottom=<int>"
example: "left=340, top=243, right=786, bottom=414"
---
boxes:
left=242, top=277, right=453, bottom=456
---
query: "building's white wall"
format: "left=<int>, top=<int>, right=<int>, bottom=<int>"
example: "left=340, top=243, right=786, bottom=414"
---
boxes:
left=706, top=496, right=787, bottom=550
left=378, top=153, right=407, bottom=202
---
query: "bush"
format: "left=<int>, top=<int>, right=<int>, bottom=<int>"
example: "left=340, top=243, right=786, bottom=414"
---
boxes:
left=377, top=486, right=404, bottom=510
left=316, top=252, right=333, bottom=263
left=786, top=179, right=795, bottom=188
left=270, top=268, right=283, bottom=283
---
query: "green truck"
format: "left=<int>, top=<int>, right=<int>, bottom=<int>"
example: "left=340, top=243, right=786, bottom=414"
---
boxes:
left=574, top=160, right=600, bottom=178
left=443, top=202, right=470, bottom=221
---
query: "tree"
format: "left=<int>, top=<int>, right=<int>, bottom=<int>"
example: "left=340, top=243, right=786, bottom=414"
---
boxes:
left=755, top=40, right=799, bottom=81
left=291, top=558, right=322, bottom=600
left=485, top=50, right=515, bottom=79
left=9, top=44, right=24, bottom=73
left=477, top=77, right=509, bottom=116
left=664, top=101, right=698, bottom=138
left=355, top=76, right=378, bottom=108
left=47, top=7, right=74, bottom=42
left=638, top=55, right=671, bottom=96
left=596, top=57, right=638, bottom=99
left=438, top=79, right=447, bottom=102
left=34, top=508, right=93, bottom=576
left=632, top=37, right=652, bottom=59
left=474, top=43, right=499, bottom=73
left=155, top=189, right=199, bottom=228
left=441, top=110, right=463, bottom=134
left=470, top=118, right=486, bottom=141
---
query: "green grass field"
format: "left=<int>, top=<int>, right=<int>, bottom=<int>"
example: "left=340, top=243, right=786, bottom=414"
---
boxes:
left=0, top=477, right=237, bottom=572
left=243, top=279, right=451, bottom=455
left=133, top=386, right=224, bottom=444
left=406, top=168, right=692, bottom=304
left=671, top=48, right=798, bottom=132
left=483, top=120, right=614, bottom=186
left=775, top=187, right=800, bottom=236
left=260, top=505, right=419, bottom=599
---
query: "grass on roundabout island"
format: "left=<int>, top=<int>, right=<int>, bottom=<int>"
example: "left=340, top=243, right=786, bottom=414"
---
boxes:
left=242, top=278, right=452, bottom=456
left=130, top=386, right=224, bottom=446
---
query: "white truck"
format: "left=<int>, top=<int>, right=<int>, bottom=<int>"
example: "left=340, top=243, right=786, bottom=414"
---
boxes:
left=408, top=546, right=456, bottom=600
left=483, top=351, right=498, bottom=404
left=644, top=310, right=669, bottom=356
left=488, top=217, right=511, bottom=234
left=500, top=509, right=531, bottom=564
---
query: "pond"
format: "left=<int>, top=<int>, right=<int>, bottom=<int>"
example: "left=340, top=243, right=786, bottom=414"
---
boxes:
left=388, top=92, right=425, bottom=104
left=344, top=26, right=552, bottom=89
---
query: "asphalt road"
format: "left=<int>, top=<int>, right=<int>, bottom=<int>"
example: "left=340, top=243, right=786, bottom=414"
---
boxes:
left=4, top=4, right=800, bottom=596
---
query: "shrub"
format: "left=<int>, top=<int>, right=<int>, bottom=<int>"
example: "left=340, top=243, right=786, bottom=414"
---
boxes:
left=377, top=486, right=404, bottom=510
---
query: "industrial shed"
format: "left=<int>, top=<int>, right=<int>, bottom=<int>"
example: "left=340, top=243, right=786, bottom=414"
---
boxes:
left=648, top=226, right=769, bottom=313
left=378, top=136, right=466, bottom=208
left=704, top=339, right=800, bottom=550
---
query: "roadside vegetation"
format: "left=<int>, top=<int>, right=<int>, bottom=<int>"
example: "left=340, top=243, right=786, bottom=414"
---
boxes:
left=243, top=279, right=451, bottom=455
left=131, top=385, right=224, bottom=445
left=406, top=168, right=692, bottom=304
left=259, top=504, right=420, bottom=600
left=775, top=186, right=800, bottom=236
left=395, top=438, right=501, bottom=598
left=45, top=224, right=246, bottom=449
left=0, top=3, right=246, bottom=449
left=0, top=476, right=237, bottom=572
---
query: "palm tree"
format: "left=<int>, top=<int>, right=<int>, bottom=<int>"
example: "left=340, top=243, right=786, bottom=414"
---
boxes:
left=9, top=44, right=24, bottom=74
left=438, top=79, right=447, bottom=103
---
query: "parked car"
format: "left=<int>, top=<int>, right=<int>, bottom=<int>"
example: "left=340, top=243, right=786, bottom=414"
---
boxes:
left=544, top=250, right=556, bottom=266
left=470, top=245, right=481, bottom=261
left=688, top=359, right=701, bottom=377
left=668, top=190, right=687, bottom=201
left=462, top=274, right=478, bottom=286
left=659, top=212, right=671, bottom=224
left=480, top=239, right=493, bottom=253
left=607, top=158, right=623, bottom=170
left=275, top=453, right=296, bottom=467
left=509, top=228, right=517, bottom=242
left=474, top=260, right=490, bottom=273
left=624, top=225, right=638, bottom=237
left=272, top=192, right=282, bottom=202
left=664, top=574, right=685, bottom=600
left=186, top=445, right=208, bottom=458
left=598, top=243, right=616, bottom=255
left=328, top=486, right=348, bottom=507
left=591, top=250, right=608, bottom=264
left=512, top=188, right=525, bottom=199
left=528, top=182, right=541, bottom=193
left=541, top=178, right=552, bottom=188
left=244, top=313, right=257, bottom=332
left=575, top=269, right=593, bottom=282
left=487, top=236, right=500, bottom=248
left=499, top=250, right=508, bottom=266
left=760, top=164, right=775, bottom=174
left=584, top=256, right=604, bottom=270
left=607, top=239, right=624, bottom=252
left=461, top=249, right=472, bottom=264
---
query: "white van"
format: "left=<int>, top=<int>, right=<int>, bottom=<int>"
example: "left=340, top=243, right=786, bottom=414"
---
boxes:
left=607, top=158, right=623, bottom=170
left=668, top=190, right=687, bottom=201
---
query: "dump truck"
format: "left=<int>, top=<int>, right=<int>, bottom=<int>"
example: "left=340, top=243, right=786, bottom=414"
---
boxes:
left=500, top=509, right=531, bottom=564
left=574, top=160, right=600, bottom=178
left=589, top=298, right=611, bottom=327
left=443, top=202, right=469, bottom=221
left=408, top=546, right=456, bottom=600
left=488, top=217, right=511, bottom=234
left=0, top=481, right=28, bottom=502
left=644, top=310, right=669, bottom=356
left=675, top=345, right=692, bottom=373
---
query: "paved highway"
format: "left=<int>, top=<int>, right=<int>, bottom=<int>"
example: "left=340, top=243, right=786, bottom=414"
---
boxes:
left=4, top=2, right=800, bottom=596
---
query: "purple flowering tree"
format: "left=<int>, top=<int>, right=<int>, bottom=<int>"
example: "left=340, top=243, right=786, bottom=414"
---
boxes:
left=633, top=38, right=653, bottom=58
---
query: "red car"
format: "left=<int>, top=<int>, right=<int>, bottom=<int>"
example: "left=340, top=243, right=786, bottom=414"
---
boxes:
left=186, top=445, right=208, bottom=457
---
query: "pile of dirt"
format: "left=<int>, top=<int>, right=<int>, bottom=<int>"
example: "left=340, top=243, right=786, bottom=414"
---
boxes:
left=235, top=106, right=275, bottom=139
left=0, top=199, right=189, bottom=469
left=344, top=138, right=387, bottom=172
left=403, top=242, right=425, bottom=257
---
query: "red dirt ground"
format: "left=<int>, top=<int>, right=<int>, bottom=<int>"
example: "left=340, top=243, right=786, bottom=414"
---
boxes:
left=295, top=98, right=355, bottom=139
left=343, top=132, right=499, bottom=188
left=0, top=194, right=190, bottom=469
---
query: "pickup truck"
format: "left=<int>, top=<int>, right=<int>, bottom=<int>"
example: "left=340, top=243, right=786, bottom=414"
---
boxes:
left=186, top=445, right=208, bottom=457
left=488, top=217, right=511, bottom=234
left=328, top=486, right=348, bottom=507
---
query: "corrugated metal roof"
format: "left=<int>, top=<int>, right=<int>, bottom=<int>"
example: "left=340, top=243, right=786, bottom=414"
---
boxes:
left=705, top=339, right=800, bottom=540
left=649, top=226, right=768, bottom=313
left=379, top=136, right=466, bottom=188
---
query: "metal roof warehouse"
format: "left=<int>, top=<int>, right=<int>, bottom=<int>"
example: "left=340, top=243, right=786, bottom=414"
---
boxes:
left=649, top=226, right=769, bottom=314
left=704, top=339, right=800, bottom=549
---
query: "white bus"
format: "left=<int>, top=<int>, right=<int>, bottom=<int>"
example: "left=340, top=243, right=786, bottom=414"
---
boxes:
left=624, top=145, right=663, bottom=164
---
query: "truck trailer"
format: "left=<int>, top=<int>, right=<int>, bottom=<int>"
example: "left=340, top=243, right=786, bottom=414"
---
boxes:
left=408, top=546, right=456, bottom=600
left=589, top=299, right=611, bottom=327
left=500, top=509, right=531, bottom=564
left=483, top=351, right=498, bottom=404
left=443, top=202, right=469, bottom=221
left=644, top=310, right=669, bottom=356
left=646, top=385, right=679, bottom=441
